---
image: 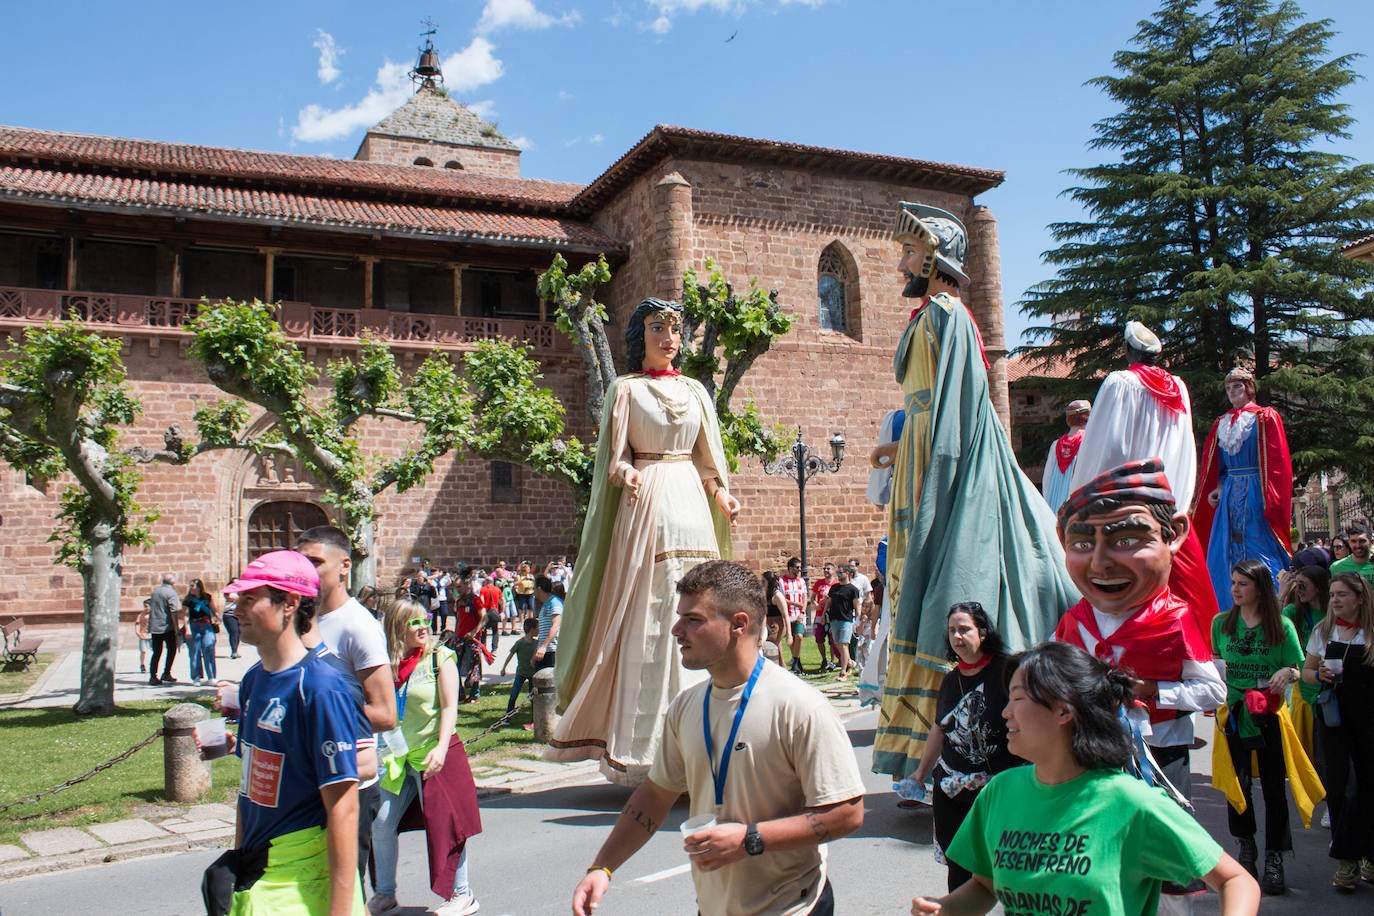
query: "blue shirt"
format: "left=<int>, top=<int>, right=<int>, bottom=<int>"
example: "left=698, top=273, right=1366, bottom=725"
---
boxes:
left=235, top=650, right=362, bottom=850
left=538, top=596, right=563, bottom=651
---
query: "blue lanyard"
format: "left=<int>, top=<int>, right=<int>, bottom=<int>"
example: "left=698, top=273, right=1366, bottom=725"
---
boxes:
left=703, top=656, right=765, bottom=807
left=396, top=681, right=408, bottom=722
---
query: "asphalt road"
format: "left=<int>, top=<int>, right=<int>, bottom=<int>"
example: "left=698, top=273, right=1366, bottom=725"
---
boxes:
left=0, top=709, right=1363, bottom=915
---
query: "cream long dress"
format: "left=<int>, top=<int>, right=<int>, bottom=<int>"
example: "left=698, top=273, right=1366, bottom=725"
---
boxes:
left=547, top=374, right=727, bottom=786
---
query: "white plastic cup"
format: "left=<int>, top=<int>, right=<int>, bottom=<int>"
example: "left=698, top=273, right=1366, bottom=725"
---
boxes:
left=381, top=727, right=409, bottom=758
left=1326, top=658, right=1344, bottom=677
left=219, top=684, right=240, bottom=720
left=680, top=813, right=717, bottom=839
left=195, top=718, right=229, bottom=760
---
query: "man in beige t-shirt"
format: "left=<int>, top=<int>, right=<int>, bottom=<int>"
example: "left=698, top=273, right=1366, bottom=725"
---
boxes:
left=571, top=561, right=866, bottom=916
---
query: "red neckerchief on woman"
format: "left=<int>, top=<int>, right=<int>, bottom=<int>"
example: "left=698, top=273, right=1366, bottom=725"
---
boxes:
left=639, top=368, right=680, bottom=378
left=1126, top=364, right=1185, bottom=413
left=394, top=648, right=423, bottom=690
left=1054, top=588, right=1211, bottom=723
left=955, top=655, right=988, bottom=673
left=1054, top=429, right=1085, bottom=472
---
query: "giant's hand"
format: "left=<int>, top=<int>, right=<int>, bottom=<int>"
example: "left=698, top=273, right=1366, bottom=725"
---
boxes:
left=870, top=442, right=898, bottom=469
left=623, top=467, right=642, bottom=500
left=716, top=489, right=741, bottom=523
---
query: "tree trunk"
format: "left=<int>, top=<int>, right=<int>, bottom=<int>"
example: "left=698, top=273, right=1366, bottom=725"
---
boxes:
left=73, top=524, right=121, bottom=716
left=350, top=512, right=377, bottom=592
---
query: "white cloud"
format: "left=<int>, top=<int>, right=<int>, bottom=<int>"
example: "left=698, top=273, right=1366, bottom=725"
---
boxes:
left=508, top=135, right=534, bottom=150
left=557, top=88, right=576, bottom=101
left=477, top=0, right=580, bottom=34
left=313, top=29, right=342, bottom=84
left=589, top=133, right=604, bottom=144
left=291, top=38, right=506, bottom=143
left=468, top=99, right=499, bottom=120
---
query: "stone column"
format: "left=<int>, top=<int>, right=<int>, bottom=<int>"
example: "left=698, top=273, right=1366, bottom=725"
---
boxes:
left=653, top=171, right=694, bottom=302
left=163, top=703, right=212, bottom=802
left=965, top=205, right=1009, bottom=430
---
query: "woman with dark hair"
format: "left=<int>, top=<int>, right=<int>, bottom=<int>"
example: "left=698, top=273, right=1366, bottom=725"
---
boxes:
left=1282, top=564, right=1331, bottom=759
left=1331, top=536, right=1350, bottom=562
left=913, top=642, right=1259, bottom=915
left=1301, top=571, right=1374, bottom=889
left=1210, top=560, right=1315, bottom=896
left=549, top=298, right=739, bottom=785
left=762, top=570, right=787, bottom=665
left=182, top=578, right=221, bottom=685
left=909, top=602, right=1019, bottom=892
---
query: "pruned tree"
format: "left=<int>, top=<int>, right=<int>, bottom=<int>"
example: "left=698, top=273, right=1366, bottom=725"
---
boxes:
left=538, top=254, right=792, bottom=469
left=0, top=323, right=160, bottom=716
left=179, top=299, right=588, bottom=587
left=1018, top=0, right=1374, bottom=455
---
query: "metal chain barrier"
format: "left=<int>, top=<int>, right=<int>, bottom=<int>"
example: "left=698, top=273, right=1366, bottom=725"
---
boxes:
left=461, top=697, right=529, bottom=749
left=0, top=727, right=164, bottom=814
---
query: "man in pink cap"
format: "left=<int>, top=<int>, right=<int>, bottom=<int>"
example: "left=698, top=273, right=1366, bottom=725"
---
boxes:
left=212, top=550, right=367, bottom=916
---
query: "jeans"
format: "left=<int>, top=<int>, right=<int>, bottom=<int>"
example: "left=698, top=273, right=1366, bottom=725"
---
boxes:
left=507, top=673, right=533, bottom=715
left=371, top=766, right=470, bottom=898
left=221, top=614, right=241, bottom=656
left=187, top=620, right=217, bottom=681
left=149, top=630, right=177, bottom=678
left=434, top=601, right=451, bottom=634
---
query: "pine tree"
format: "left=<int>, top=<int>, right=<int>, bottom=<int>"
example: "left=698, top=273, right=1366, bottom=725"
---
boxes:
left=1020, top=0, right=1374, bottom=450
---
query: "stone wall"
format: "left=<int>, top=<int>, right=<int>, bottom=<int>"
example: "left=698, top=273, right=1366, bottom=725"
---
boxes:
left=355, top=135, right=520, bottom=179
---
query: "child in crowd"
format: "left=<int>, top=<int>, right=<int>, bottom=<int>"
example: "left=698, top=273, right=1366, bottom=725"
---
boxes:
left=135, top=600, right=151, bottom=674
left=500, top=617, right=541, bottom=725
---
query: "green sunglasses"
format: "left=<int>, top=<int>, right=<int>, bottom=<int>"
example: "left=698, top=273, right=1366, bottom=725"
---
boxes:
left=407, top=617, right=429, bottom=630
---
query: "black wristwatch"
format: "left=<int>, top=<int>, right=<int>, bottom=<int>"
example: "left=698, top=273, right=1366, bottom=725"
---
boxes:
left=743, top=824, right=765, bottom=856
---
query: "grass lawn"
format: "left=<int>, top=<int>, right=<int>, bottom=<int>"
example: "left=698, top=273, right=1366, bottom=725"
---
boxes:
left=0, top=652, right=57, bottom=695
left=0, top=699, right=239, bottom=846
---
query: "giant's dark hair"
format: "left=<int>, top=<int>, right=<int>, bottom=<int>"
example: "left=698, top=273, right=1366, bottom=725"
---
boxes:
left=944, top=601, right=1005, bottom=662
left=624, top=298, right=684, bottom=373
left=1220, top=559, right=1283, bottom=647
left=1064, top=496, right=1180, bottom=541
left=1007, top=642, right=1136, bottom=771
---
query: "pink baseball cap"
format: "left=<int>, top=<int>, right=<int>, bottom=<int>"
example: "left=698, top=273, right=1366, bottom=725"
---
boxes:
left=223, top=550, right=320, bottom=597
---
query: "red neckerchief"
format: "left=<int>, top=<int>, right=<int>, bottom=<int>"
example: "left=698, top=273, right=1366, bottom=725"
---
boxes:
left=394, top=648, right=423, bottom=690
left=1054, top=429, right=1085, bottom=473
left=1054, top=589, right=1211, bottom=723
left=1225, top=402, right=1261, bottom=427
left=1126, top=364, right=1185, bottom=413
left=909, top=296, right=991, bottom=370
left=955, top=655, right=988, bottom=673
left=640, top=368, right=680, bottom=378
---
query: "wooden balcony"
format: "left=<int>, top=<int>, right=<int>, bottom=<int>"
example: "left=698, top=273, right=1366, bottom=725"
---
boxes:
left=0, top=286, right=570, bottom=356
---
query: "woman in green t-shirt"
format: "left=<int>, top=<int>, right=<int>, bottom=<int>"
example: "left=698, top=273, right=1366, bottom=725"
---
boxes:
left=1280, top=564, right=1329, bottom=762
left=1211, top=559, right=1305, bottom=895
left=911, top=642, right=1260, bottom=916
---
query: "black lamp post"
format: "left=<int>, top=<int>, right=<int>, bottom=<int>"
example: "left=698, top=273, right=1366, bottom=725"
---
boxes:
left=761, top=426, right=846, bottom=580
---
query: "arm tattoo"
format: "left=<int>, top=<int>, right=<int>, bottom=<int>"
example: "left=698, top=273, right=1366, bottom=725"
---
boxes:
left=805, top=811, right=831, bottom=842
left=623, top=802, right=659, bottom=834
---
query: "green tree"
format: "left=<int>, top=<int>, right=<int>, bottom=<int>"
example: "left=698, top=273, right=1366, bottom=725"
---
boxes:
left=0, top=323, right=160, bottom=715
left=181, top=300, right=588, bottom=587
left=1020, top=0, right=1374, bottom=450
left=538, top=254, right=792, bottom=470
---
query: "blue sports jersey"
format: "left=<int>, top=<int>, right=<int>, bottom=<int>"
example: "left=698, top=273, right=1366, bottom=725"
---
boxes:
left=235, top=650, right=362, bottom=851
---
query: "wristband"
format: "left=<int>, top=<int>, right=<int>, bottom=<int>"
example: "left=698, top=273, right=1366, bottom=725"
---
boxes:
left=586, top=865, right=612, bottom=881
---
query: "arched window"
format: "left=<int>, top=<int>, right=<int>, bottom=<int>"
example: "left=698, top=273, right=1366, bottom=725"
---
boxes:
left=443, top=160, right=463, bottom=170
left=817, top=243, right=859, bottom=336
left=413, top=157, right=435, bottom=167
left=247, top=500, right=329, bottom=558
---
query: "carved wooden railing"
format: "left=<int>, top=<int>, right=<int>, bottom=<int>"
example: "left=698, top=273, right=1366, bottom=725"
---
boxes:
left=0, top=287, right=568, bottom=355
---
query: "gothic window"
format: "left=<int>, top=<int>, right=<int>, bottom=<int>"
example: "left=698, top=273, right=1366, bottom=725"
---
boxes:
left=817, top=243, right=860, bottom=337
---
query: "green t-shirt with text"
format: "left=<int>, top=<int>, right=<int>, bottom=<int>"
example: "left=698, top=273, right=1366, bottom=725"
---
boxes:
left=1281, top=604, right=1323, bottom=703
left=947, top=767, right=1221, bottom=916
left=1211, top=613, right=1302, bottom=707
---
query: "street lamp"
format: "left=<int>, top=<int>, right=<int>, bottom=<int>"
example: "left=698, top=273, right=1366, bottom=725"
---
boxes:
left=761, top=426, right=846, bottom=580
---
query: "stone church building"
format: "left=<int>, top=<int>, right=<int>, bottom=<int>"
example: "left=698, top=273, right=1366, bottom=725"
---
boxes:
left=0, top=51, right=1008, bottom=622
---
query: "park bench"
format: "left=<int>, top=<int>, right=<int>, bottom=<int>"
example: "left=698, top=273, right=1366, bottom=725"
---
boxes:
left=3, top=617, right=43, bottom=669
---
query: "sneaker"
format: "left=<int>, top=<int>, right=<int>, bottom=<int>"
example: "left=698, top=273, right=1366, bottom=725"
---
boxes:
left=161, top=674, right=178, bottom=684
left=1237, top=837, right=1258, bottom=879
left=148, top=675, right=161, bottom=686
left=139, top=664, right=146, bottom=673
left=1361, top=858, right=1374, bottom=883
left=1321, top=809, right=1331, bottom=829
left=1333, top=859, right=1360, bottom=890
left=366, top=893, right=398, bottom=915
left=1261, top=851, right=1285, bottom=895
left=432, top=890, right=480, bottom=916
left=230, top=653, right=240, bottom=659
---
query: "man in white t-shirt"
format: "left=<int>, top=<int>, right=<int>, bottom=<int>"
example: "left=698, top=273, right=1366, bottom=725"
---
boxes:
left=296, top=525, right=397, bottom=894
left=571, top=561, right=865, bottom=916
left=847, top=559, right=873, bottom=617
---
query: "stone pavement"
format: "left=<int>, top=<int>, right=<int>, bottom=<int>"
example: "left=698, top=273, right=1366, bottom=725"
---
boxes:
left=2, top=628, right=869, bottom=880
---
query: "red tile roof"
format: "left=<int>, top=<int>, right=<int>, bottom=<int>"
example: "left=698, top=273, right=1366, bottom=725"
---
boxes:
left=571, top=125, right=1005, bottom=213
left=1005, top=350, right=1080, bottom=383
left=0, top=165, right=616, bottom=251
left=0, top=126, right=582, bottom=209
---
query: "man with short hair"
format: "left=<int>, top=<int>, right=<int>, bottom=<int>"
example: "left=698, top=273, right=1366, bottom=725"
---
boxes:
left=147, top=573, right=181, bottom=685
left=779, top=557, right=808, bottom=675
left=1330, top=522, right=1374, bottom=586
left=822, top=568, right=861, bottom=679
left=1042, top=399, right=1091, bottom=513
left=533, top=574, right=561, bottom=671
left=847, top=559, right=872, bottom=618
left=295, top=526, right=396, bottom=897
left=571, top=561, right=865, bottom=916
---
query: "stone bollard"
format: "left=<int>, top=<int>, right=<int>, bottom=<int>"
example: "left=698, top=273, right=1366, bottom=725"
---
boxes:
left=531, top=668, right=558, bottom=743
left=163, top=702, right=212, bottom=802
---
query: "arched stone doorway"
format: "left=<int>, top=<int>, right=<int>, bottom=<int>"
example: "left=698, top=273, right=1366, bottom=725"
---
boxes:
left=246, top=500, right=329, bottom=558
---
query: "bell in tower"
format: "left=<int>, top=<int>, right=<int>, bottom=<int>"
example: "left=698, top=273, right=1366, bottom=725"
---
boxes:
left=409, top=21, right=444, bottom=92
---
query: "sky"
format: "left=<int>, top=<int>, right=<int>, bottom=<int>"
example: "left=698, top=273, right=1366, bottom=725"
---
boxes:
left=2, top=0, right=1370, bottom=347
